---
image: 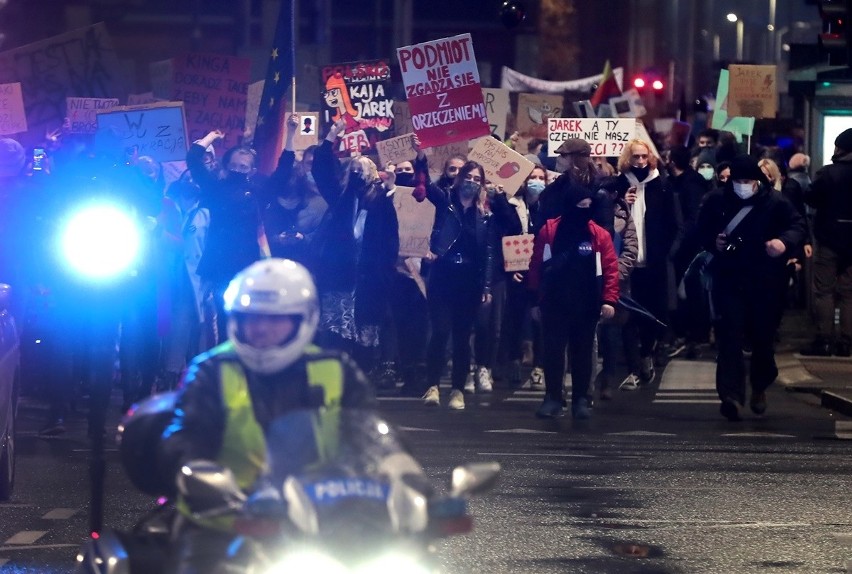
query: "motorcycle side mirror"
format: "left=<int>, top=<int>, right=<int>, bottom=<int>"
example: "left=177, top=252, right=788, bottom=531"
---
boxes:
left=450, top=462, right=501, bottom=498
left=177, top=460, right=246, bottom=514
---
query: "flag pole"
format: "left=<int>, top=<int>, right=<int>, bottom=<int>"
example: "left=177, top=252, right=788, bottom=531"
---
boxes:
left=291, top=76, right=296, bottom=115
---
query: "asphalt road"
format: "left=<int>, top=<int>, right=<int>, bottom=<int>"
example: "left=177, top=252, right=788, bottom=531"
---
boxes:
left=1, top=357, right=851, bottom=573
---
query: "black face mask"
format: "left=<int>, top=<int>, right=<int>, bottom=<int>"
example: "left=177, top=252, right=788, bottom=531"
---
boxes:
left=395, top=172, right=415, bottom=187
left=225, top=170, right=249, bottom=185
left=631, top=165, right=650, bottom=180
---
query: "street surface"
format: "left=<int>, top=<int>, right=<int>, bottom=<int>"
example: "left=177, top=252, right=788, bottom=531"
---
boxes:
left=1, top=357, right=851, bottom=573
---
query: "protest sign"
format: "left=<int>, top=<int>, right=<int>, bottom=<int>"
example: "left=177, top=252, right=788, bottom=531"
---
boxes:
left=468, top=136, right=534, bottom=197
left=0, top=82, right=27, bottom=135
left=482, top=88, right=510, bottom=140
left=66, top=97, right=119, bottom=134
left=172, top=52, right=251, bottom=152
left=502, top=234, right=535, bottom=272
left=150, top=60, right=174, bottom=99
left=0, top=23, right=127, bottom=147
left=727, top=65, right=777, bottom=119
left=572, top=100, right=596, bottom=118
left=547, top=118, right=636, bottom=157
left=127, top=92, right=161, bottom=106
left=284, top=113, right=319, bottom=151
left=710, top=70, right=754, bottom=143
left=320, top=60, right=393, bottom=156
left=622, top=88, right=647, bottom=117
left=376, top=133, right=418, bottom=168
left=516, top=93, right=563, bottom=157
left=393, top=186, right=436, bottom=258
left=397, top=33, right=489, bottom=148
left=426, top=140, right=470, bottom=181
left=392, top=101, right=413, bottom=137
left=96, top=102, right=188, bottom=163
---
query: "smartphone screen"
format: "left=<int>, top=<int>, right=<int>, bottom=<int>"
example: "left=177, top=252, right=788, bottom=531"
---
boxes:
left=32, top=148, right=45, bottom=171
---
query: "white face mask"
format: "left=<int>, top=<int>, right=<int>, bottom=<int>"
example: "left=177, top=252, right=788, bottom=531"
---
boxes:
left=733, top=181, right=756, bottom=200
left=698, top=167, right=715, bottom=181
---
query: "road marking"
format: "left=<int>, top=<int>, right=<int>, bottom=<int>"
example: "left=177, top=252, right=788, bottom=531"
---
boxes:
left=4, top=531, right=47, bottom=545
left=0, top=543, right=78, bottom=551
left=607, top=430, right=677, bottom=436
left=654, top=399, right=719, bottom=404
left=722, top=432, right=796, bottom=438
left=477, top=452, right=595, bottom=458
left=655, top=391, right=717, bottom=396
left=503, top=397, right=544, bottom=403
left=42, top=508, right=77, bottom=520
left=376, top=397, right=421, bottom=402
left=485, top=428, right=557, bottom=434
left=836, top=421, right=852, bottom=439
left=398, top=426, right=439, bottom=432
left=70, top=449, right=119, bottom=453
left=659, top=359, right=716, bottom=390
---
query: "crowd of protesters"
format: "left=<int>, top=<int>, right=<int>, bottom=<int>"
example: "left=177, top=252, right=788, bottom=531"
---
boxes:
left=0, top=108, right=834, bottom=427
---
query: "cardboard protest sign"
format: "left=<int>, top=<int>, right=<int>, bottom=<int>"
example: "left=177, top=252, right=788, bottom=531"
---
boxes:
left=0, top=83, right=27, bottom=135
left=392, top=101, right=413, bottom=137
left=397, top=33, right=489, bottom=148
left=426, top=140, right=470, bottom=181
left=468, top=137, right=534, bottom=197
left=622, top=88, right=647, bottom=117
left=547, top=118, right=636, bottom=157
left=572, top=100, right=596, bottom=118
left=0, top=23, right=127, bottom=147
left=502, top=234, right=535, bottom=272
left=710, top=70, right=754, bottom=143
left=727, top=65, right=777, bottom=119
left=515, top=93, right=563, bottom=157
left=320, top=60, right=393, bottom=156
left=376, top=133, right=418, bottom=168
left=66, top=97, right=119, bottom=134
left=172, top=52, right=251, bottom=152
left=96, top=102, right=188, bottom=163
left=393, top=186, right=436, bottom=258
left=482, top=88, right=510, bottom=140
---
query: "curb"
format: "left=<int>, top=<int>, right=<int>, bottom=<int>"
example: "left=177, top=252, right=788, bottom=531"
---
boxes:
left=821, top=391, right=852, bottom=418
left=775, top=353, right=852, bottom=416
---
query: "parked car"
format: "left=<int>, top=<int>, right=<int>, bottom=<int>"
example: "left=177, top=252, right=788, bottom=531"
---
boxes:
left=0, top=283, right=20, bottom=500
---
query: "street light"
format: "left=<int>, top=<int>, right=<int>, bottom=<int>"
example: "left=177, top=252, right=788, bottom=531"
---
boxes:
left=727, top=13, right=744, bottom=61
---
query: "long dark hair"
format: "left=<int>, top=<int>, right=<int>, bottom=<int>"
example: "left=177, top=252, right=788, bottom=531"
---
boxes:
left=451, top=160, right=486, bottom=209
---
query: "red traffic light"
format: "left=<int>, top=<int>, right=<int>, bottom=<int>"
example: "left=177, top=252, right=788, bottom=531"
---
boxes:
left=633, top=77, right=646, bottom=89
left=652, top=79, right=664, bottom=91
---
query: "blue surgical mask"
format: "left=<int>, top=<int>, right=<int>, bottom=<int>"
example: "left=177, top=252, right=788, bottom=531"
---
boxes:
left=698, top=167, right=715, bottom=181
left=733, top=181, right=756, bottom=200
left=526, top=179, right=545, bottom=197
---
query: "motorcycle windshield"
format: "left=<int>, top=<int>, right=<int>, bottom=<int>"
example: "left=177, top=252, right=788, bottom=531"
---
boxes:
left=264, top=409, right=411, bottom=536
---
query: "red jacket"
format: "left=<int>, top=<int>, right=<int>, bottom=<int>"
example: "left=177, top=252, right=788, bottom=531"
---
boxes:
left=528, top=218, right=620, bottom=306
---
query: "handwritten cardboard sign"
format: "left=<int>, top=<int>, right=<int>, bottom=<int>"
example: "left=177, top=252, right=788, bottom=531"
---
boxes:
left=482, top=88, right=510, bottom=140
left=727, top=65, right=777, bottom=119
left=468, top=136, right=534, bottom=197
left=376, top=133, right=418, bottom=168
left=0, top=23, right=126, bottom=147
left=426, top=140, right=470, bottom=182
left=320, top=60, right=393, bottom=156
left=397, top=33, right=489, bottom=148
left=172, top=52, right=251, bottom=151
left=0, top=82, right=27, bottom=135
left=547, top=118, right=636, bottom=157
left=709, top=70, right=754, bottom=143
left=393, top=186, right=436, bottom=258
left=391, top=101, right=413, bottom=137
left=66, top=97, right=119, bottom=134
left=96, top=102, right=188, bottom=163
left=516, top=93, right=563, bottom=159
left=502, top=234, right=535, bottom=272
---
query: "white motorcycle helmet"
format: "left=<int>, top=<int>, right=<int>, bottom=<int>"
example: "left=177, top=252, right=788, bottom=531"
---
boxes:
left=223, top=258, right=320, bottom=374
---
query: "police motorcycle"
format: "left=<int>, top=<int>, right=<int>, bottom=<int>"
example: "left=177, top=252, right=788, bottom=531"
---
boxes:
left=76, top=394, right=500, bottom=574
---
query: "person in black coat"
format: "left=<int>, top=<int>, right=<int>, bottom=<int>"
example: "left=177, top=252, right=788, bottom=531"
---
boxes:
left=310, top=119, right=399, bottom=372
left=697, top=155, right=806, bottom=421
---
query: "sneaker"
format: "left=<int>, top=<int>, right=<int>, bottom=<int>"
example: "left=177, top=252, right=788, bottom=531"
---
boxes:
left=639, top=356, right=655, bottom=383
left=475, top=366, right=494, bottom=392
left=619, top=373, right=642, bottom=391
left=750, top=391, right=767, bottom=415
left=527, top=367, right=545, bottom=390
left=38, top=419, right=66, bottom=437
left=448, top=389, right=465, bottom=410
left=800, top=338, right=832, bottom=357
left=422, top=386, right=440, bottom=406
left=464, top=371, right=475, bottom=393
left=667, top=339, right=687, bottom=358
left=720, top=398, right=742, bottom=421
left=572, top=397, right=592, bottom=420
left=535, top=397, right=563, bottom=418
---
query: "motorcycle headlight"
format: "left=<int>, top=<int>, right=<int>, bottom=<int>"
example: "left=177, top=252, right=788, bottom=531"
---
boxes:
left=265, top=551, right=348, bottom=574
left=354, top=553, right=432, bottom=574
left=60, top=204, right=141, bottom=281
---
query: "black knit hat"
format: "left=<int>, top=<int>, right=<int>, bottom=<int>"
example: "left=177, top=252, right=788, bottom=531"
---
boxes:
left=729, top=155, right=765, bottom=183
left=836, top=128, right=852, bottom=152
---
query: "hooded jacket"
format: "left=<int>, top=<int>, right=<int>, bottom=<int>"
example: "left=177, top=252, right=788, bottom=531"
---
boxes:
left=805, top=150, right=852, bottom=256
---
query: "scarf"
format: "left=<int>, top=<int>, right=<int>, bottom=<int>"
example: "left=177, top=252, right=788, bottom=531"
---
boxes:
left=622, top=168, right=659, bottom=266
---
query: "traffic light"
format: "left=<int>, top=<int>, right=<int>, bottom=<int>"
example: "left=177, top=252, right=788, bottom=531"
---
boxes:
left=632, top=73, right=664, bottom=94
left=819, top=0, right=852, bottom=66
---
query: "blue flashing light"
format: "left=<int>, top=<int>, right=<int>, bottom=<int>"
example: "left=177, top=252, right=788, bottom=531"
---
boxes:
left=60, top=204, right=141, bottom=281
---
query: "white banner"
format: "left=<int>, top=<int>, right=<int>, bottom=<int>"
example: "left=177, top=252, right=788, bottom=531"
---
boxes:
left=500, top=66, right=624, bottom=94
left=547, top=118, right=636, bottom=158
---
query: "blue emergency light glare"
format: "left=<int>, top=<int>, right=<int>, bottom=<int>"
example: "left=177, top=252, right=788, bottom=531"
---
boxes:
left=61, top=204, right=141, bottom=280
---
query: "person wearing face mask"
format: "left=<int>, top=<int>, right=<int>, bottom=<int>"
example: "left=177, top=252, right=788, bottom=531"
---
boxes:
left=696, top=155, right=806, bottom=421
left=310, top=119, right=399, bottom=375
left=615, top=139, right=677, bottom=390
left=415, top=159, right=494, bottom=410
left=539, top=138, right=600, bottom=224
left=188, top=129, right=274, bottom=345
left=527, top=184, right=620, bottom=418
